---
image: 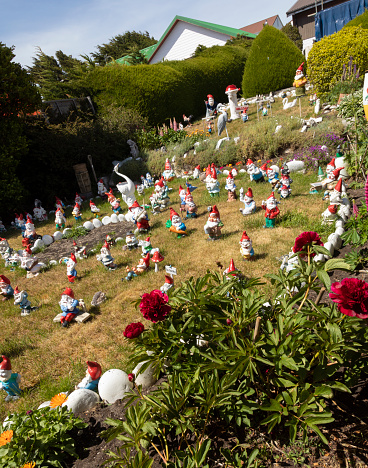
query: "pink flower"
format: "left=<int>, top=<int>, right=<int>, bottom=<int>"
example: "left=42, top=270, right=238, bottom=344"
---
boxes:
left=352, top=200, right=359, bottom=219
left=329, top=278, right=368, bottom=318
left=293, top=231, right=323, bottom=258
left=139, top=290, right=171, bottom=323
left=123, top=322, right=144, bottom=338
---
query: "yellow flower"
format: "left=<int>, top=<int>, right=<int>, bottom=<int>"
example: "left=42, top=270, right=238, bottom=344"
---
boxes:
left=0, top=429, right=13, bottom=446
left=20, top=463, right=36, bottom=468
left=257, top=159, right=262, bottom=163
left=50, top=393, right=68, bottom=408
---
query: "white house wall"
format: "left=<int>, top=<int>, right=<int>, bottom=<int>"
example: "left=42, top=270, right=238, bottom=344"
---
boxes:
left=150, top=22, right=231, bottom=63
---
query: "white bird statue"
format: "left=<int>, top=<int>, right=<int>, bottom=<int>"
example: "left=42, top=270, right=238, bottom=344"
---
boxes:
left=217, top=106, right=229, bottom=137
left=314, top=98, right=320, bottom=115
left=282, top=97, right=297, bottom=110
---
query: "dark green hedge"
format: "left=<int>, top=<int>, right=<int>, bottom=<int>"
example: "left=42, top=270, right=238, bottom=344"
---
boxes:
left=241, top=26, right=305, bottom=98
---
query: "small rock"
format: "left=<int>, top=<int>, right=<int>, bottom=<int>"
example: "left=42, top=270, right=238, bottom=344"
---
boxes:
left=102, top=216, right=111, bottom=226
left=62, top=389, right=100, bottom=415
left=92, top=218, right=102, bottom=228
left=53, top=231, right=63, bottom=241
left=110, top=214, right=119, bottom=224
left=118, top=214, right=125, bottom=222
left=98, top=369, right=133, bottom=404
left=83, top=221, right=94, bottom=231
left=42, top=234, right=54, bottom=246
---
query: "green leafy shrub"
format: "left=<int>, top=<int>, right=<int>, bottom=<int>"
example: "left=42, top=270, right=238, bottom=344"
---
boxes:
left=341, top=200, right=368, bottom=246
left=308, top=26, right=368, bottom=98
left=242, top=26, right=305, bottom=97
left=344, top=9, right=368, bottom=29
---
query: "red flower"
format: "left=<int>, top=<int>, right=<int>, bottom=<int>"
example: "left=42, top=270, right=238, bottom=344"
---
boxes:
left=139, top=290, right=171, bottom=323
left=123, top=322, right=144, bottom=338
left=293, top=231, right=323, bottom=258
left=329, top=278, right=368, bottom=318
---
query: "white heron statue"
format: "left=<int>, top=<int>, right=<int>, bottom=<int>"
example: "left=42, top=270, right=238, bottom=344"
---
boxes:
left=217, top=106, right=229, bottom=137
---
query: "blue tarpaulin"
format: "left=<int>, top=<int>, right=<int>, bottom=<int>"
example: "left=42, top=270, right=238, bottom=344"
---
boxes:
left=315, top=0, right=368, bottom=40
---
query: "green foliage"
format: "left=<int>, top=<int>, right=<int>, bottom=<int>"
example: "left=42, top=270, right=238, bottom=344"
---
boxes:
left=281, top=23, right=303, bottom=51
left=341, top=201, right=368, bottom=246
left=63, top=225, right=89, bottom=239
left=344, top=9, right=368, bottom=29
left=136, top=128, right=188, bottom=151
left=344, top=247, right=368, bottom=270
left=0, top=406, right=87, bottom=467
left=191, top=44, right=208, bottom=58
left=326, top=56, right=363, bottom=104
left=242, top=26, right=304, bottom=97
left=308, top=26, right=368, bottom=98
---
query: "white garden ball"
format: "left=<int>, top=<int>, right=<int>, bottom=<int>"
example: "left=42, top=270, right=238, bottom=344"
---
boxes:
left=61, top=389, right=100, bottom=415
left=239, top=169, right=247, bottom=173
left=324, top=241, right=334, bottom=255
left=38, top=262, right=47, bottom=270
left=37, top=401, right=51, bottom=409
left=110, top=214, right=119, bottom=224
left=115, top=237, right=124, bottom=243
left=92, top=218, right=102, bottom=229
left=98, top=369, right=133, bottom=404
left=49, top=260, right=58, bottom=266
left=32, top=238, right=44, bottom=251
left=42, top=234, right=54, bottom=246
left=328, top=233, right=342, bottom=250
left=335, top=219, right=345, bottom=229
left=118, top=214, right=126, bottom=222
left=286, top=160, right=305, bottom=172
left=222, top=170, right=229, bottom=176
left=63, top=228, right=72, bottom=236
left=270, top=165, right=279, bottom=174
left=83, top=221, right=94, bottom=231
left=124, top=211, right=134, bottom=223
left=53, top=231, right=63, bottom=241
left=132, top=361, right=157, bottom=390
left=335, top=226, right=344, bottom=237
left=102, top=216, right=111, bottom=226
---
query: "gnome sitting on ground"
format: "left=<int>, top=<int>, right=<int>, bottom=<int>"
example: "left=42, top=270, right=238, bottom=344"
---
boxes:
left=246, top=160, right=264, bottom=183
left=239, top=231, right=254, bottom=261
left=278, top=184, right=291, bottom=199
left=166, top=208, right=187, bottom=238
left=0, top=275, right=14, bottom=301
left=239, top=187, right=256, bottom=216
left=322, top=204, right=340, bottom=225
left=0, top=355, right=21, bottom=401
left=59, top=287, right=80, bottom=328
left=76, top=361, right=102, bottom=392
left=160, top=275, right=174, bottom=294
left=23, top=216, right=37, bottom=241
left=261, top=192, right=280, bottom=229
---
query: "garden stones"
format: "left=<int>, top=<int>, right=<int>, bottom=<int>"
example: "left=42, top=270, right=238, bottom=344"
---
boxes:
left=53, top=231, right=63, bottom=241
left=98, top=369, right=133, bottom=404
left=42, top=234, right=54, bottom=246
left=83, top=221, right=94, bottom=231
left=61, top=389, right=100, bottom=415
left=132, top=361, right=157, bottom=390
left=102, top=216, right=111, bottom=226
left=110, top=213, right=119, bottom=223
left=92, top=218, right=102, bottom=228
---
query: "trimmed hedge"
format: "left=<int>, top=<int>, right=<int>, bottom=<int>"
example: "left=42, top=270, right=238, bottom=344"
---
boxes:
left=344, top=9, right=368, bottom=29
left=308, top=26, right=368, bottom=97
left=241, top=25, right=305, bottom=98
left=86, top=45, right=251, bottom=125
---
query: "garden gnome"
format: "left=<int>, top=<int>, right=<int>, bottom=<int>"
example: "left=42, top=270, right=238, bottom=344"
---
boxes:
left=329, top=179, right=350, bottom=222
left=76, top=361, right=102, bottom=392
left=20, top=246, right=43, bottom=278
left=241, top=108, right=249, bottom=122
left=223, top=258, right=241, bottom=280
left=55, top=197, right=65, bottom=213
left=239, top=231, right=254, bottom=260
left=225, top=173, right=237, bottom=201
left=14, top=213, right=25, bottom=231
left=162, top=158, right=175, bottom=182
left=261, top=192, right=280, bottom=229
left=322, top=167, right=345, bottom=200
left=204, top=205, right=223, bottom=241
left=89, top=200, right=100, bottom=218
left=293, top=62, right=307, bottom=96
left=13, top=286, right=37, bottom=316
left=146, top=173, right=154, bottom=186
left=266, top=167, right=279, bottom=187
left=205, top=166, right=220, bottom=197
left=33, top=199, right=47, bottom=222
left=322, top=204, right=339, bottom=225
left=166, top=208, right=187, bottom=238
left=239, top=187, right=256, bottom=216
left=72, top=203, right=82, bottom=221
left=97, top=179, right=108, bottom=198
left=185, top=188, right=198, bottom=218
left=280, top=172, right=293, bottom=190
left=160, top=274, right=174, bottom=294
left=279, top=184, right=291, bottom=199
left=66, top=253, right=77, bottom=283
left=139, top=236, right=159, bottom=257
left=179, top=185, right=186, bottom=213
left=136, top=252, right=150, bottom=274
left=192, top=165, right=201, bottom=179
left=326, top=158, right=335, bottom=176
left=260, top=163, right=268, bottom=179
left=75, top=192, right=83, bottom=206
left=23, top=215, right=36, bottom=241
left=125, top=231, right=139, bottom=250
left=55, top=208, right=66, bottom=230
left=124, top=266, right=138, bottom=281
left=0, top=275, right=13, bottom=301
left=246, top=160, right=264, bottom=183
left=205, top=94, right=218, bottom=118
left=262, top=106, right=268, bottom=116
left=96, top=241, right=117, bottom=270
left=106, top=189, right=122, bottom=214
left=128, top=201, right=150, bottom=233
left=0, top=219, right=6, bottom=232
left=225, top=84, right=241, bottom=120
left=59, top=287, right=80, bottom=328
left=317, top=166, right=325, bottom=181
left=73, top=240, right=87, bottom=259
left=0, top=356, right=21, bottom=401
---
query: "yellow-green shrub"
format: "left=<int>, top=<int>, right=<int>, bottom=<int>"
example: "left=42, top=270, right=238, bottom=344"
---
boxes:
left=308, top=26, right=368, bottom=97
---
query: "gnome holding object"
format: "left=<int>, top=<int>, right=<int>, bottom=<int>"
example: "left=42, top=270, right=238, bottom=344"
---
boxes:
left=139, top=236, right=159, bottom=257
left=23, top=216, right=37, bottom=241
left=129, top=201, right=150, bottom=233
left=162, top=158, right=175, bottom=182
left=55, top=197, right=65, bottom=213
left=326, top=157, right=335, bottom=176
left=266, top=167, right=279, bottom=188
left=13, top=286, right=38, bottom=316
left=33, top=199, right=48, bottom=222
left=136, top=252, right=150, bottom=274
left=293, top=62, right=307, bottom=97
left=89, top=200, right=100, bottom=218
left=106, top=189, right=122, bottom=214
left=20, top=246, right=43, bottom=278
left=240, top=231, right=254, bottom=261
left=66, top=253, right=77, bottom=283
left=59, top=287, right=80, bottom=328
left=239, top=187, right=256, bottom=216
left=72, top=203, right=82, bottom=222
left=73, top=240, right=87, bottom=260
left=55, top=208, right=66, bottom=230
left=321, top=167, right=345, bottom=200
left=225, top=173, right=237, bottom=202
left=0, top=275, right=14, bottom=301
left=184, top=188, right=198, bottom=219
left=161, top=274, right=174, bottom=294
left=246, top=160, right=264, bottom=183
left=204, top=205, right=224, bottom=241
left=125, top=231, right=139, bottom=251
left=96, top=241, right=117, bottom=270
left=205, top=94, right=218, bottom=118
left=97, top=179, right=108, bottom=198
left=192, top=165, right=201, bottom=179
left=0, top=355, right=21, bottom=401
left=261, top=192, right=280, bottom=229
left=166, top=208, right=187, bottom=238
left=76, top=361, right=101, bottom=392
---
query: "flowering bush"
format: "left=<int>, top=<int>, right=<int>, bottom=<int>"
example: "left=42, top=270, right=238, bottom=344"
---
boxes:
left=329, top=278, right=368, bottom=318
left=293, top=231, right=323, bottom=259
left=123, top=322, right=144, bottom=338
left=139, top=289, right=171, bottom=323
left=293, top=145, right=330, bottom=171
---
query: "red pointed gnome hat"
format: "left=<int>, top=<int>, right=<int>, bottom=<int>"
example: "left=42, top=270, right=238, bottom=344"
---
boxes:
left=225, top=84, right=240, bottom=93
left=260, top=163, right=268, bottom=171
left=246, top=187, right=253, bottom=198
left=165, top=158, right=171, bottom=171
left=155, top=178, right=164, bottom=188
left=227, top=172, right=233, bottom=179
left=0, top=355, right=11, bottom=370
left=246, top=159, right=253, bottom=166
left=164, top=274, right=174, bottom=284
left=211, top=167, right=217, bottom=179
left=106, top=189, right=115, bottom=201
left=328, top=158, right=336, bottom=168
left=0, top=275, right=10, bottom=285
left=227, top=258, right=237, bottom=275
left=89, top=200, right=96, bottom=207
left=328, top=204, right=338, bottom=214
left=62, top=287, right=74, bottom=298
left=179, top=185, right=184, bottom=194
left=99, top=178, right=103, bottom=183
left=282, top=185, right=289, bottom=190
left=205, top=165, right=211, bottom=177
left=170, top=207, right=179, bottom=220
left=128, top=200, right=141, bottom=211
left=334, top=179, right=343, bottom=192
left=185, top=187, right=192, bottom=199
left=19, top=214, right=24, bottom=220
left=297, top=62, right=304, bottom=72
left=87, top=361, right=102, bottom=380
left=143, top=252, right=150, bottom=267
left=195, top=165, right=200, bottom=170
left=145, top=236, right=150, bottom=242
left=210, top=205, right=220, bottom=218
left=14, top=286, right=20, bottom=294
left=73, top=240, right=77, bottom=246
left=240, top=231, right=250, bottom=241
left=103, top=240, right=110, bottom=250
left=70, top=252, right=77, bottom=263
left=26, top=215, right=32, bottom=224
left=267, top=192, right=276, bottom=200
left=207, top=94, right=213, bottom=99
left=332, top=167, right=343, bottom=178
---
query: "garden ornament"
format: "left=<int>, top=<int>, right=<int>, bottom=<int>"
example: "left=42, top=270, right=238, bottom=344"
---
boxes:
left=55, top=196, right=65, bottom=213
left=246, top=160, right=264, bottom=183
left=266, top=167, right=279, bottom=187
left=204, top=205, right=223, bottom=241
left=225, top=84, right=241, bottom=120
left=96, top=241, right=117, bottom=270
left=262, top=106, right=268, bottom=116
left=282, top=97, right=297, bottom=110
left=239, top=231, right=254, bottom=261
left=0, top=275, right=13, bottom=301
left=241, top=108, right=248, bottom=122
left=33, top=199, right=48, bottom=222
left=66, top=252, right=77, bottom=283
left=205, top=166, right=220, bottom=197
left=145, top=173, right=154, bottom=186
left=124, top=231, right=139, bottom=250
left=23, top=216, right=36, bottom=241
left=89, top=200, right=100, bottom=218
left=76, top=361, right=102, bottom=392
left=13, top=286, right=38, bottom=316
left=223, top=258, right=242, bottom=279
left=73, top=240, right=87, bottom=259
left=75, top=192, right=83, bottom=206
left=279, top=184, right=291, bottom=199
left=321, top=167, right=345, bottom=200
left=184, top=188, right=198, bottom=218
left=160, top=274, right=174, bottom=294
left=322, top=204, right=339, bottom=225
left=0, top=355, right=21, bottom=401
left=72, top=203, right=82, bottom=221
left=239, top=187, right=256, bottom=216
left=317, top=166, right=325, bottom=181
left=127, top=139, right=139, bottom=158
left=55, top=208, right=66, bottom=230
left=128, top=201, right=150, bottom=234
left=166, top=208, right=187, bottom=238
left=91, top=291, right=107, bottom=307
left=136, top=252, right=150, bottom=274
left=179, top=185, right=186, bottom=213
left=59, top=287, right=80, bottom=327
left=162, top=158, right=175, bottom=182
left=0, top=219, right=6, bottom=232
left=260, top=163, right=268, bottom=178
left=225, top=173, right=237, bottom=201
left=293, top=62, right=307, bottom=97
left=205, top=94, right=218, bottom=118
left=217, top=106, right=229, bottom=137
left=113, top=164, right=137, bottom=211
left=192, top=165, right=201, bottom=179
left=152, top=251, right=165, bottom=272
left=20, top=245, right=44, bottom=278
left=138, top=236, right=159, bottom=257
left=14, top=213, right=25, bottom=232
left=261, top=192, right=280, bottom=228
left=97, top=178, right=108, bottom=198
left=106, top=189, right=122, bottom=214
left=326, top=157, right=336, bottom=175
left=328, top=179, right=350, bottom=222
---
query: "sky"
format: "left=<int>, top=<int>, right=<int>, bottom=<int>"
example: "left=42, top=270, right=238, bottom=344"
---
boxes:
left=1, top=0, right=295, bottom=69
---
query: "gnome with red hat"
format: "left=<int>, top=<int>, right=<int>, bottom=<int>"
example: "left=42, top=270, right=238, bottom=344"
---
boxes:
left=204, top=205, right=224, bottom=241
left=76, top=361, right=102, bottom=392
left=162, top=158, right=175, bottom=182
left=55, top=196, right=65, bottom=213
left=205, top=165, right=220, bottom=197
left=179, top=185, right=187, bottom=213
left=166, top=208, right=187, bottom=238
left=223, top=258, right=242, bottom=280
left=23, top=215, right=37, bottom=241
left=66, top=253, right=78, bottom=283
left=136, top=252, right=150, bottom=274
left=129, top=201, right=150, bottom=233
left=225, top=172, right=237, bottom=201
left=246, top=160, right=264, bottom=183
left=55, top=208, right=66, bottom=230
left=192, top=165, right=201, bottom=179
left=321, top=167, right=345, bottom=200
left=89, top=200, right=100, bottom=218
left=97, top=178, right=108, bottom=198
left=279, top=184, right=291, bottom=199
left=160, top=274, right=174, bottom=294
left=59, top=287, right=80, bottom=327
left=33, top=199, right=48, bottom=222
left=139, top=236, right=160, bottom=257
left=20, top=245, right=43, bottom=278
left=0, top=355, right=21, bottom=401
left=75, top=192, right=83, bottom=205
left=239, top=187, right=256, bottom=216
left=14, top=286, right=38, bottom=316
left=329, top=179, right=350, bottom=222
left=0, top=275, right=13, bottom=301
left=293, top=62, right=307, bottom=96
left=322, top=204, right=340, bottom=225
left=240, top=232, right=254, bottom=260
left=96, top=241, right=117, bottom=270
left=205, top=94, right=218, bottom=118
left=125, top=231, right=139, bottom=251
left=261, top=192, right=280, bottom=228
left=72, top=203, right=82, bottom=221
left=106, top=189, right=122, bottom=214
left=184, top=187, right=198, bottom=218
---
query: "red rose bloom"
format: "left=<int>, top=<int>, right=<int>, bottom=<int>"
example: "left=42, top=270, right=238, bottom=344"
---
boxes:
left=123, top=322, right=144, bottom=338
left=139, top=290, right=171, bottom=323
left=329, top=278, right=368, bottom=319
left=293, top=231, right=323, bottom=258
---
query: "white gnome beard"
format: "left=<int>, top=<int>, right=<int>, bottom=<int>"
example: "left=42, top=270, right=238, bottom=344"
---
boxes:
left=60, top=295, right=73, bottom=308
left=208, top=98, right=214, bottom=106
left=0, top=369, right=11, bottom=381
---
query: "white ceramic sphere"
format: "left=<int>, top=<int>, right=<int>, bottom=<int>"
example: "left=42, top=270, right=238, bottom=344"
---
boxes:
left=124, top=211, right=134, bottom=223
left=63, top=228, right=72, bottom=236
left=270, top=165, right=279, bottom=174
left=49, top=260, right=58, bottom=266
left=324, top=241, right=334, bottom=255
left=239, top=169, right=246, bottom=173
left=110, top=214, right=119, bottom=224
left=42, top=234, right=54, bottom=246
left=98, top=369, right=133, bottom=404
left=61, top=389, right=100, bottom=415
left=132, top=362, right=157, bottom=390
left=222, top=170, right=229, bottom=176
left=118, top=214, right=125, bottom=222
left=115, top=237, right=124, bottom=243
left=335, top=226, right=344, bottom=237
left=83, top=221, right=94, bottom=231
left=102, top=216, right=111, bottom=226
left=286, top=160, right=305, bottom=172
left=92, top=218, right=102, bottom=229
left=328, top=233, right=342, bottom=250
left=32, top=238, right=45, bottom=251
left=53, top=231, right=63, bottom=241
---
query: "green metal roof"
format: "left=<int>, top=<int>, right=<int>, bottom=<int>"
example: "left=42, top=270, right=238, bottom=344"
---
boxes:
left=115, top=15, right=255, bottom=65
